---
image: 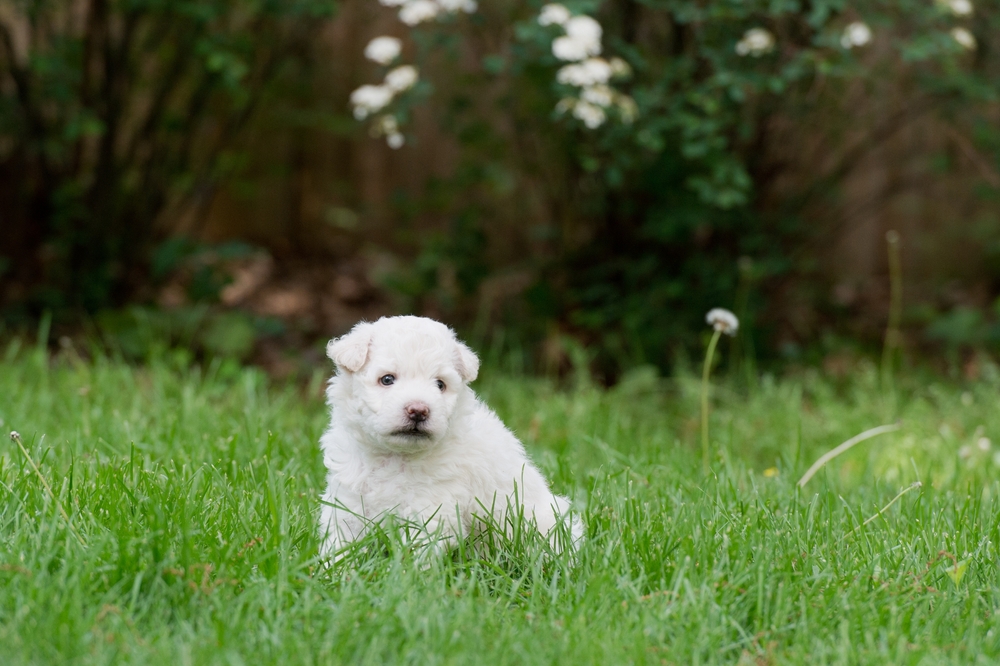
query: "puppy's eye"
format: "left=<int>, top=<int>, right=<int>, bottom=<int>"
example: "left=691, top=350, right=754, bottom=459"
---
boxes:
left=435, top=379, right=446, bottom=391
left=379, top=374, right=395, bottom=386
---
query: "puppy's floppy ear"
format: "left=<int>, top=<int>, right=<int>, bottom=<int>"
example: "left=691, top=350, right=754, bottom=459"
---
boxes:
left=454, top=340, right=480, bottom=383
left=327, top=321, right=375, bottom=373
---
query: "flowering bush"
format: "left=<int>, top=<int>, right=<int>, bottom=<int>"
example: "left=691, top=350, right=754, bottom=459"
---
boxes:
left=343, top=0, right=999, bottom=371
left=3, top=0, right=997, bottom=371
left=350, top=1, right=636, bottom=145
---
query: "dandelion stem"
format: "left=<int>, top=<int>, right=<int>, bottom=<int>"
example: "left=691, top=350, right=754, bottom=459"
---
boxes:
left=10, top=432, right=86, bottom=546
left=797, top=424, right=900, bottom=488
left=701, top=329, right=723, bottom=473
left=848, top=481, right=922, bottom=536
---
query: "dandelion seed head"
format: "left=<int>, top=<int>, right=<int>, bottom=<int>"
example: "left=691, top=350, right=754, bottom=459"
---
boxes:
left=706, top=308, right=739, bottom=335
left=9, top=431, right=19, bottom=442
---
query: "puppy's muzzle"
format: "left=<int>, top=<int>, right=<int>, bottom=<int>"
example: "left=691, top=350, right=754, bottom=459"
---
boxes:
left=405, top=402, right=430, bottom=423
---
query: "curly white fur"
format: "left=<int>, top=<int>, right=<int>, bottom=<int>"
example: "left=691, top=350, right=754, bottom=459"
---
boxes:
left=318, top=316, right=580, bottom=556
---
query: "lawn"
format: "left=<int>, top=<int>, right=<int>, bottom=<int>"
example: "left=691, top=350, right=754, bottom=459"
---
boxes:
left=1, top=337, right=999, bottom=664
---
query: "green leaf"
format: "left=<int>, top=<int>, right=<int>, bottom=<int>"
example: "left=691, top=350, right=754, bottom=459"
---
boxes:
left=946, top=559, right=970, bottom=586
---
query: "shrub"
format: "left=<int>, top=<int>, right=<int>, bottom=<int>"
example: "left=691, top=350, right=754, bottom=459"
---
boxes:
left=0, top=0, right=335, bottom=314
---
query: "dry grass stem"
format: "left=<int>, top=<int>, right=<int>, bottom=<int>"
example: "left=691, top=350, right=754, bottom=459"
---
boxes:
left=848, top=481, right=923, bottom=536
left=797, top=424, right=901, bottom=488
left=10, top=431, right=86, bottom=546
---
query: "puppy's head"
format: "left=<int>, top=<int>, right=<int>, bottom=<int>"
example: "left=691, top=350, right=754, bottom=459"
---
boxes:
left=327, top=316, right=479, bottom=451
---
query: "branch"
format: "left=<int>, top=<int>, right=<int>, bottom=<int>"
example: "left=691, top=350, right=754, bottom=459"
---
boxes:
left=0, top=21, right=47, bottom=157
left=944, top=124, right=1000, bottom=189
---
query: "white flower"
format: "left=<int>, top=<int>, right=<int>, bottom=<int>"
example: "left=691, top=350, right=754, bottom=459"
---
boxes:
left=350, top=84, right=394, bottom=120
left=840, top=22, right=872, bottom=49
left=735, top=28, right=775, bottom=57
left=581, top=84, right=614, bottom=108
left=552, top=15, right=603, bottom=61
left=438, top=0, right=476, bottom=12
left=951, top=27, right=976, bottom=50
left=706, top=308, right=739, bottom=335
left=399, top=0, right=440, bottom=25
left=555, top=97, right=576, bottom=114
left=387, top=132, right=405, bottom=149
left=616, top=95, right=638, bottom=123
left=552, top=36, right=591, bottom=61
left=939, top=0, right=973, bottom=16
left=556, top=64, right=589, bottom=86
left=385, top=65, right=419, bottom=92
left=582, top=58, right=612, bottom=84
left=556, top=58, right=611, bottom=86
left=565, top=15, right=602, bottom=51
left=375, top=114, right=399, bottom=136
left=609, top=57, right=632, bottom=79
left=364, top=36, right=402, bottom=65
left=572, top=100, right=606, bottom=128
left=538, top=4, right=571, bottom=26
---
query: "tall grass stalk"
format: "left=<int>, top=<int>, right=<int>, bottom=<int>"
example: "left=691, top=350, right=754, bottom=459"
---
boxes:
left=881, top=230, right=903, bottom=392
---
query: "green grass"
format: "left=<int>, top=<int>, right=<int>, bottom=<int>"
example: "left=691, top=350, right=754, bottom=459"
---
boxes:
left=3, top=338, right=1000, bottom=664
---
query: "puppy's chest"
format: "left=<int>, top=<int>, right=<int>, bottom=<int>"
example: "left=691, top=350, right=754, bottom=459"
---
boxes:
left=352, top=456, right=479, bottom=511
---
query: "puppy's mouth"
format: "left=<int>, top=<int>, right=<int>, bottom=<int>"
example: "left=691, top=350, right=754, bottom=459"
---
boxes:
left=390, top=425, right=433, bottom=439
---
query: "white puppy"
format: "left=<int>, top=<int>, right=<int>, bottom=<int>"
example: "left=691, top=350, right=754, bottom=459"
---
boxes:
left=318, top=316, right=580, bottom=556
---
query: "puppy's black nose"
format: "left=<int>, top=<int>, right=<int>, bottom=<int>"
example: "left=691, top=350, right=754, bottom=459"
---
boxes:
left=405, top=402, right=430, bottom=423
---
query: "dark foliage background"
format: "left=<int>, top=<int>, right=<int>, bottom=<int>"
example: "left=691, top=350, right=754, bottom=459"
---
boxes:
left=3, top=0, right=1000, bottom=377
